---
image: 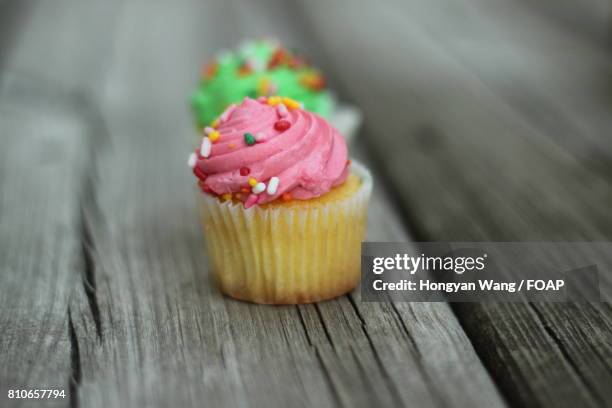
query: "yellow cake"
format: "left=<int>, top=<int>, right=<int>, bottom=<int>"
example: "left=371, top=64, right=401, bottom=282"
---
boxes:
left=189, top=97, right=372, bottom=304
left=199, top=170, right=371, bottom=304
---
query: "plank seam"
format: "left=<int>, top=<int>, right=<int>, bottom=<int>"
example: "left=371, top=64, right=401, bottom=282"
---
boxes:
left=295, top=305, right=346, bottom=407
left=313, top=304, right=335, bottom=349
left=295, top=305, right=315, bottom=346
left=75, top=91, right=111, bottom=343
left=346, top=295, right=414, bottom=407
left=405, top=10, right=612, bottom=397
left=387, top=301, right=449, bottom=408
left=313, top=347, right=345, bottom=408
left=79, top=203, right=102, bottom=340
left=529, top=303, right=606, bottom=407
left=68, top=308, right=82, bottom=408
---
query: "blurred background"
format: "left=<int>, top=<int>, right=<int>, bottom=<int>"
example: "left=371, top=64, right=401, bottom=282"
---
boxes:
left=2, top=0, right=612, bottom=242
left=2, top=1, right=612, bottom=407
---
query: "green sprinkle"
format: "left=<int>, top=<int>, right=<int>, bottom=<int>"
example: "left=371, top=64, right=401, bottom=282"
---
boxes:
left=244, top=133, right=256, bottom=146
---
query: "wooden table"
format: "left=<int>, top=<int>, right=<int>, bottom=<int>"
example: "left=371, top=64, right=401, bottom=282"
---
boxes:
left=1, top=1, right=611, bottom=407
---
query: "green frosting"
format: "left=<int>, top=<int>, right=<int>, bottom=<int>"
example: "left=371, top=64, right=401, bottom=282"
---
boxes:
left=191, top=40, right=334, bottom=129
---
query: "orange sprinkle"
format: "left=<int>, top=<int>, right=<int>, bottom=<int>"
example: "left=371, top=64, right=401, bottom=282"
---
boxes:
left=237, top=63, right=252, bottom=76
left=267, top=48, right=287, bottom=69
left=202, top=62, right=218, bottom=80
left=228, top=143, right=236, bottom=149
left=241, top=187, right=250, bottom=194
left=282, top=192, right=292, bottom=201
left=300, top=72, right=325, bottom=90
left=211, top=118, right=220, bottom=129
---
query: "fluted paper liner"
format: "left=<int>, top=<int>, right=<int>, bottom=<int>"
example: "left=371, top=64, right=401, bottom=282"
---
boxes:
left=198, top=162, right=373, bottom=304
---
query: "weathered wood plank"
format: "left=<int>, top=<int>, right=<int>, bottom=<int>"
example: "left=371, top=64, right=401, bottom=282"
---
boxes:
left=0, top=75, right=87, bottom=407
left=305, top=145, right=506, bottom=408
left=515, top=0, right=612, bottom=44
left=0, top=1, right=135, bottom=407
left=407, top=0, right=612, bottom=173
left=297, top=1, right=612, bottom=407
left=3, top=0, right=121, bottom=91
left=63, top=1, right=505, bottom=407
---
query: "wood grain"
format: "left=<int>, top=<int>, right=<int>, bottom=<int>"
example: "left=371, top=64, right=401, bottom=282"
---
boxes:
left=62, top=1, right=504, bottom=407
left=3, top=0, right=611, bottom=407
left=0, top=75, right=87, bottom=407
left=297, top=1, right=612, bottom=407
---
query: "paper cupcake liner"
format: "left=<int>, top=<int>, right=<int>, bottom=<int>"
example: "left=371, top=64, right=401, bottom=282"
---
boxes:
left=198, top=162, right=373, bottom=304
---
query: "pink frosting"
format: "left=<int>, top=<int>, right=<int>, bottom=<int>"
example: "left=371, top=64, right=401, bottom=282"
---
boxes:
left=192, top=97, right=349, bottom=207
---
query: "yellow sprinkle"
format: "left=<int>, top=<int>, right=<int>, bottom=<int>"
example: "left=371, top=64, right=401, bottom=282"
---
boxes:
left=282, top=97, right=301, bottom=110
left=211, top=118, right=220, bottom=128
left=267, top=96, right=281, bottom=106
left=248, top=177, right=258, bottom=187
left=221, top=193, right=232, bottom=201
left=257, top=77, right=270, bottom=96
left=208, top=130, right=220, bottom=142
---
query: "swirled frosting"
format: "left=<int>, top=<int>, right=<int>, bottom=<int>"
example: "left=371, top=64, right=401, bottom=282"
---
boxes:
left=191, top=39, right=333, bottom=129
left=189, top=97, right=349, bottom=207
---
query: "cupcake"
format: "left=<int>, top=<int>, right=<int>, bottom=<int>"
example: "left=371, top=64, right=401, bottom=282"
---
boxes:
left=188, top=97, right=372, bottom=304
left=191, top=39, right=361, bottom=142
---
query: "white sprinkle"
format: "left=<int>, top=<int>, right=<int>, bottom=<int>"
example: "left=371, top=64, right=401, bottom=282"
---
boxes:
left=220, top=104, right=237, bottom=123
left=204, top=126, right=214, bottom=135
left=200, top=137, right=212, bottom=158
left=252, top=182, right=266, bottom=194
left=239, top=41, right=255, bottom=57
left=249, top=57, right=266, bottom=72
left=266, top=177, right=280, bottom=195
left=254, top=132, right=266, bottom=142
left=187, top=153, right=197, bottom=168
left=277, top=103, right=289, bottom=117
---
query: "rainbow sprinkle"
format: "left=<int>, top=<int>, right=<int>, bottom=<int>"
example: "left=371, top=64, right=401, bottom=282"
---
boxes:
left=267, top=96, right=282, bottom=106
left=191, top=98, right=307, bottom=206
left=200, top=137, right=212, bottom=158
left=244, top=133, right=256, bottom=146
left=282, top=97, right=301, bottom=110
left=187, top=153, right=197, bottom=168
left=277, top=103, right=289, bottom=117
left=266, top=177, right=279, bottom=195
left=220, top=104, right=236, bottom=123
left=210, top=130, right=221, bottom=143
left=254, top=132, right=265, bottom=142
left=252, top=182, right=266, bottom=194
